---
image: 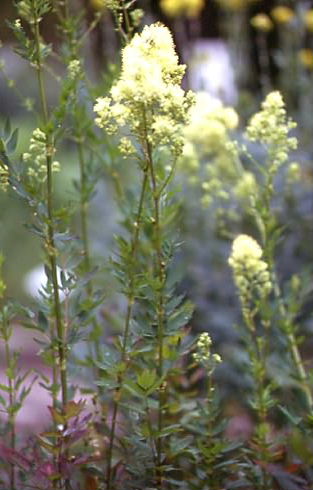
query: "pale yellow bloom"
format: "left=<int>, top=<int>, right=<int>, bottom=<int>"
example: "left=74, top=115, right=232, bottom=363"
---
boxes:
left=235, top=171, right=258, bottom=202
left=193, top=332, right=222, bottom=371
left=246, top=91, right=297, bottom=172
left=0, top=165, right=9, bottom=192
left=298, top=49, right=313, bottom=69
left=271, top=6, right=295, bottom=24
left=304, top=9, right=313, bottom=31
left=160, top=0, right=204, bottom=17
left=22, top=128, right=60, bottom=184
left=228, top=234, right=272, bottom=301
left=251, top=13, right=273, bottom=32
left=94, top=23, right=194, bottom=158
left=183, top=92, right=238, bottom=154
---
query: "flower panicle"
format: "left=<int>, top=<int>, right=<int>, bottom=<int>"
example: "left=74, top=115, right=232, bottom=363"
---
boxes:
left=228, top=234, right=272, bottom=305
left=193, top=332, right=222, bottom=373
left=94, top=23, right=195, bottom=159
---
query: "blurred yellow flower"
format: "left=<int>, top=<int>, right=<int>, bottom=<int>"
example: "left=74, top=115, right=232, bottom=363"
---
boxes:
left=304, top=9, right=313, bottom=32
left=251, top=13, right=273, bottom=32
left=271, top=6, right=295, bottom=24
left=90, top=0, right=106, bottom=10
left=298, top=48, right=313, bottom=69
left=160, top=0, right=204, bottom=17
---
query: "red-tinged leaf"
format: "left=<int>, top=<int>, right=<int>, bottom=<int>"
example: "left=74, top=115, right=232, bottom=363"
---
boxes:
left=285, top=463, right=303, bottom=474
left=37, top=462, right=57, bottom=477
left=0, top=444, right=32, bottom=471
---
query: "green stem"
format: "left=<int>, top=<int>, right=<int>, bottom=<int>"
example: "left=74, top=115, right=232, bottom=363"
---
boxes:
left=76, top=137, right=104, bottom=364
left=272, top=274, right=313, bottom=410
left=106, top=168, right=149, bottom=490
left=34, top=10, right=68, bottom=412
left=144, top=138, right=166, bottom=489
left=32, top=9, right=69, bottom=488
left=145, top=397, right=159, bottom=473
left=255, top=170, right=312, bottom=410
left=3, top=318, right=16, bottom=490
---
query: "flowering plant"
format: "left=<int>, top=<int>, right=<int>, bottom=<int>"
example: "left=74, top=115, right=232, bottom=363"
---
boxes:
left=1, top=1, right=313, bottom=490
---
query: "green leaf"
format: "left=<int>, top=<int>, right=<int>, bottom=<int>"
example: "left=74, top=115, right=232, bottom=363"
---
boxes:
left=136, top=369, right=157, bottom=391
left=6, top=128, right=19, bottom=154
left=0, top=383, right=11, bottom=393
left=4, top=118, right=11, bottom=140
left=38, top=310, right=49, bottom=331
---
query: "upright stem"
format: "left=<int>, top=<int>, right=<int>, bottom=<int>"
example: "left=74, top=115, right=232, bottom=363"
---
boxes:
left=77, top=140, right=91, bottom=277
left=145, top=139, right=166, bottom=489
left=33, top=13, right=68, bottom=414
left=2, top=319, right=16, bottom=490
left=106, top=168, right=149, bottom=490
left=272, top=274, right=313, bottom=410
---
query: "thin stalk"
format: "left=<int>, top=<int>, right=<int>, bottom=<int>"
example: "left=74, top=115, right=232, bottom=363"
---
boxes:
left=256, top=169, right=313, bottom=410
left=2, top=319, right=16, bottom=490
left=144, top=137, right=166, bottom=488
left=76, top=138, right=104, bottom=361
left=121, top=0, right=131, bottom=39
left=106, top=168, right=149, bottom=490
left=32, top=9, right=69, bottom=488
left=33, top=10, right=68, bottom=413
left=272, top=274, right=313, bottom=410
left=145, top=397, right=159, bottom=473
left=245, top=313, right=272, bottom=490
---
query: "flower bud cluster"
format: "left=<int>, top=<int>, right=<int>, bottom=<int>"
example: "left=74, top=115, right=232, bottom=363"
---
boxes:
left=228, top=234, right=272, bottom=304
left=0, top=164, right=9, bottom=192
left=193, top=332, right=222, bottom=373
left=68, top=59, right=81, bottom=80
left=246, top=91, right=297, bottom=173
left=94, top=23, right=194, bottom=159
left=22, top=128, right=60, bottom=184
left=234, top=171, right=258, bottom=204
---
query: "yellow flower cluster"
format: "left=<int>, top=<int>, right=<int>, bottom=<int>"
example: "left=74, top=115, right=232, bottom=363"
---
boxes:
left=184, top=92, right=238, bottom=153
left=94, top=23, right=194, bottom=158
left=299, top=49, right=313, bottom=69
left=246, top=91, right=297, bottom=172
left=234, top=171, right=258, bottom=203
left=22, top=128, right=60, bottom=183
left=90, top=0, right=118, bottom=10
left=193, top=332, right=222, bottom=372
left=271, top=6, right=294, bottom=24
left=304, top=9, right=313, bottom=31
left=228, top=234, right=272, bottom=303
left=251, top=6, right=295, bottom=33
left=179, top=91, right=239, bottom=206
left=160, top=0, right=204, bottom=18
left=0, top=163, right=9, bottom=192
left=250, top=13, right=273, bottom=32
